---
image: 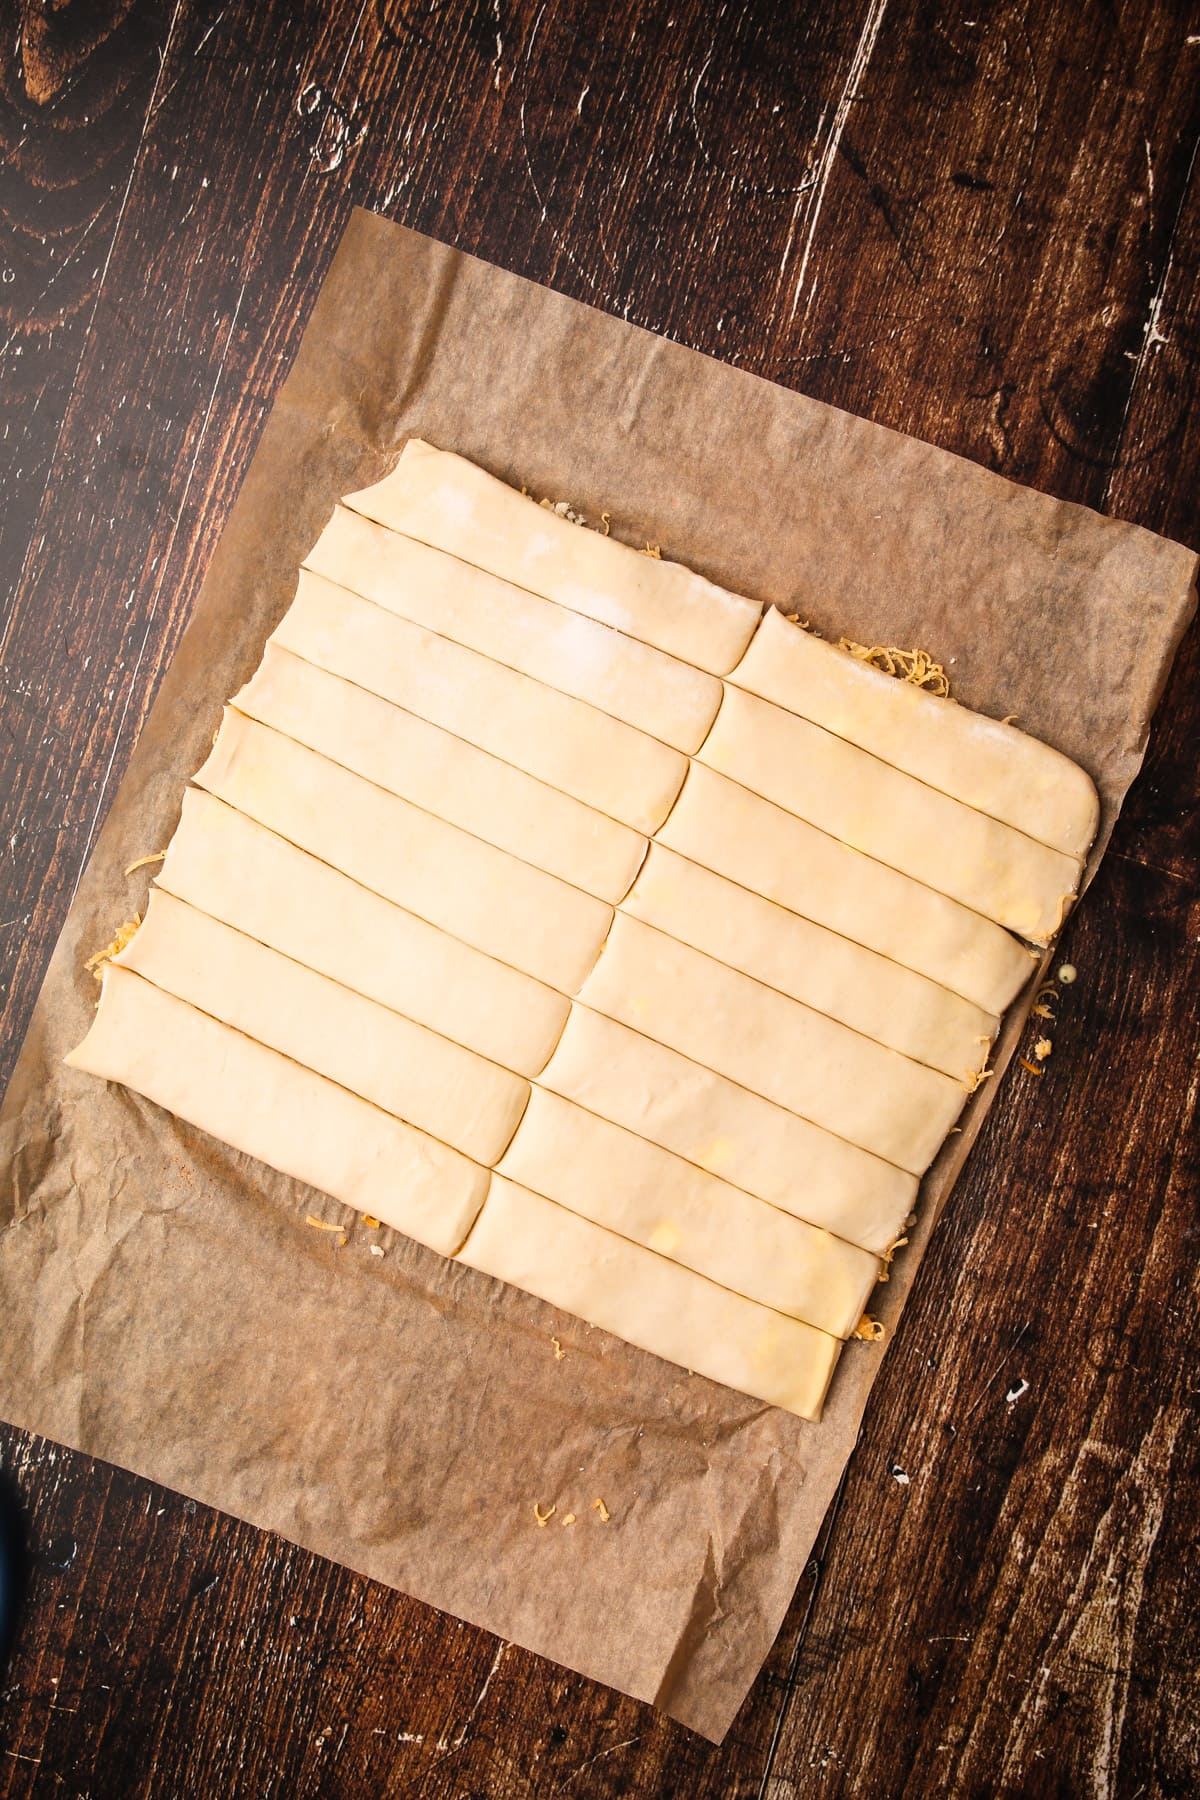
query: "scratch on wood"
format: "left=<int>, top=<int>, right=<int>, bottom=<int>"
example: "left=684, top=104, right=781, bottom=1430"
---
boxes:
left=438, top=1639, right=507, bottom=1754
left=784, top=0, right=891, bottom=324
left=994, top=1407, right=1183, bottom=1795
left=1104, top=126, right=1200, bottom=505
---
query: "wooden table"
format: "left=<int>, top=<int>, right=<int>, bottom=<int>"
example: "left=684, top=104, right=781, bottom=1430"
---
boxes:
left=2, top=2, right=1197, bottom=1793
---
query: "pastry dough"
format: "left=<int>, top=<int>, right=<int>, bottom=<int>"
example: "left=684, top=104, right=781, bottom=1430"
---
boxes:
left=157, top=790, right=568, bottom=1076
left=343, top=438, right=763, bottom=675
left=458, top=1176, right=841, bottom=1420
left=497, top=1087, right=879, bottom=1336
left=701, top=684, right=1081, bottom=943
left=274, top=571, right=687, bottom=834
left=538, top=1007, right=918, bottom=1254
left=659, top=762, right=1036, bottom=1014
left=119, top=890, right=529, bottom=1164
left=575, top=914, right=965, bottom=1172
left=235, top=645, right=646, bottom=904
left=194, top=709, right=613, bottom=994
left=66, top=968, right=488, bottom=1255
left=305, top=507, right=722, bottom=753
left=68, top=441, right=1100, bottom=1423
left=731, top=608, right=1100, bottom=858
left=625, top=843, right=997, bottom=1080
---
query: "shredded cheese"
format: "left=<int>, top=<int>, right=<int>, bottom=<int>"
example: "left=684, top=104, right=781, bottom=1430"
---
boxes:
left=84, top=915, right=142, bottom=982
left=837, top=639, right=952, bottom=698
left=124, top=851, right=166, bottom=877
left=550, top=1336, right=565, bottom=1361
left=853, top=1316, right=886, bottom=1343
left=561, top=1512, right=576, bottom=1526
left=534, top=1503, right=556, bottom=1528
left=592, top=1497, right=611, bottom=1522
left=877, top=1233, right=910, bottom=1284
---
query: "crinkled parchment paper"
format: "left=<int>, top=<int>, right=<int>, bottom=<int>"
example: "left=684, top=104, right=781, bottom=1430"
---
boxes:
left=1, top=212, right=1195, bottom=1742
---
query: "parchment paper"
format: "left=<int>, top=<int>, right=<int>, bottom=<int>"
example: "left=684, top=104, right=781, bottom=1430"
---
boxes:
left=1, top=211, right=1195, bottom=1743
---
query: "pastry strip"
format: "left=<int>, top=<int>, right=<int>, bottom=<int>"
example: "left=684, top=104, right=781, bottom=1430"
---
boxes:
left=731, top=608, right=1100, bottom=857
left=274, top=570, right=687, bottom=835
left=66, top=968, right=488, bottom=1256
left=659, top=762, right=1036, bottom=1014
left=120, top=890, right=529, bottom=1164
left=343, top=438, right=763, bottom=675
left=497, top=1087, right=879, bottom=1336
left=625, top=842, right=997, bottom=1081
left=305, top=507, right=722, bottom=753
left=457, top=1177, right=842, bottom=1421
left=702, top=684, right=1081, bottom=944
left=576, top=915, right=965, bottom=1173
left=157, top=791, right=568, bottom=1077
left=194, top=710, right=613, bottom=995
left=538, top=1007, right=918, bottom=1255
left=235, top=645, right=646, bottom=904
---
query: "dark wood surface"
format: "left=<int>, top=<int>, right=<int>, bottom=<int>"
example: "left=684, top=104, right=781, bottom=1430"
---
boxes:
left=2, top=1, right=1198, bottom=1793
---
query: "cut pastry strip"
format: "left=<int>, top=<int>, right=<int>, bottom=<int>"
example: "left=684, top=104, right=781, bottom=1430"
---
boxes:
left=576, top=914, right=964, bottom=1172
left=701, top=684, right=1081, bottom=944
left=305, top=508, right=722, bottom=753
left=235, top=645, right=645, bottom=904
left=274, top=571, right=687, bottom=834
left=457, top=1176, right=841, bottom=1420
left=659, top=762, right=1035, bottom=1015
left=158, top=790, right=568, bottom=1077
left=118, top=890, right=529, bottom=1164
left=625, top=843, right=997, bottom=1081
left=342, top=438, right=762, bottom=675
left=539, top=1008, right=917, bottom=1254
left=498, top=1087, right=879, bottom=1336
left=66, top=968, right=488, bottom=1255
left=731, top=608, right=1100, bottom=858
left=194, top=710, right=613, bottom=995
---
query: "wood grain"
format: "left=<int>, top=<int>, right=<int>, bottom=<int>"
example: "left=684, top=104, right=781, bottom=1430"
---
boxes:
left=1, top=0, right=1197, bottom=1794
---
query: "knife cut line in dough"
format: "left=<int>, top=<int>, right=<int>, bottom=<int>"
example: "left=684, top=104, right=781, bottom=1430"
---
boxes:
left=576, top=913, right=966, bottom=1173
left=195, top=708, right=614, bottom=996
left=66, top=967, right=489, bottom=1257
left=537, top=1006, right=918, bottom=1254
left=701, top=683, right=1081, bottom=945
left=343, top=438, right=763, bottom=676
left=731, top=607, right=1100, bottom=859
left=458, top=1176, right=841, bottom=1420
left=120, top=889, right=531, bottom=1165
left=497, top=1086, right=880, bottom=1337
left=658, top=761, right=1036, bottom=1015
left=157, top=790, right=570, bottom=1077
left=235, top=644, right=648, bottom=904
left=305, top=505, right=723, bottom=754
left=273, top=570, right=688, bottom=835
left=625, top=842, right=998, bottom=1081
